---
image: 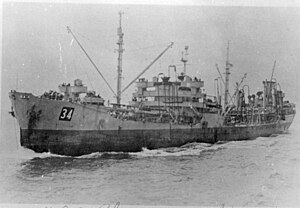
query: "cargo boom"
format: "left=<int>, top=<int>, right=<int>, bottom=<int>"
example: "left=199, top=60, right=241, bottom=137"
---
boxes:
left=9, top=13, right=296, bottom=156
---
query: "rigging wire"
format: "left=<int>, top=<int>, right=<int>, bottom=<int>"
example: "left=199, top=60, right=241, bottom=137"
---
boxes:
left=125, top=42, right=172, bottom=53
left=71, top=46, right=79, bottom=80
left=75, top=29, right=170, bottom=55
left=121, top=42, right=174, bottom=94
left=77, top=52, right=95, bottom=91
left=70, top=28, right=114, bottom=55
left=76, top=31, right=93, bottom=42
left=66, top=26, right=117, bottom=97
left=85, top=71, right=95, bottom=91
left=68, top=29, right=108, bottom=91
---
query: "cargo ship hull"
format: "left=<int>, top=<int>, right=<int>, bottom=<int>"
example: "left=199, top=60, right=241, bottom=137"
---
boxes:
left=8, top=14, right=297, bottom=156
left=20, top=121, right=294, bottom=156
left=10, top=91, right=295, bottom=156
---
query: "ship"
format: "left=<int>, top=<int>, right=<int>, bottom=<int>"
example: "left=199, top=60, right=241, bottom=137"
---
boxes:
left=9, top=12, right=296, bottom=156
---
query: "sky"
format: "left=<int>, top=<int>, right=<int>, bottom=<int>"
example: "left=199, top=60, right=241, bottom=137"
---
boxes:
left=1, top=2, right=300, bottom=143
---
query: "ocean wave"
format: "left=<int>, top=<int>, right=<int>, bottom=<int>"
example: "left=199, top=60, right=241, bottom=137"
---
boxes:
left=130, top=142, right=227, bottom=158
left=5, top=130, right=295, bottom=160
left=15, top=138, right=267, bottom=159
left=76, top=152, right=131, bottom=160
left=0, top=147, right=72, bottom=160
left=16, top=142, right=227, bottom=159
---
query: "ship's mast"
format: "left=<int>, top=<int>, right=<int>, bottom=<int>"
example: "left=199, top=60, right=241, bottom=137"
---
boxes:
left=224, top=41, right=231, bottom=107
left=66, top=26, right=117, bottom=97
left=181, top=46, right=189, bottom=75
left=116, top=11, right=124, bottom=105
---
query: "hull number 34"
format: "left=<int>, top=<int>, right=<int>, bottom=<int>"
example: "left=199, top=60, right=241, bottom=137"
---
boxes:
left=59, top=107, right=74, bottom=121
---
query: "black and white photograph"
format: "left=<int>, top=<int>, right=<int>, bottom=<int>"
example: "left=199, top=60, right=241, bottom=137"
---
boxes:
left=0, top=0, right=299, bottom=207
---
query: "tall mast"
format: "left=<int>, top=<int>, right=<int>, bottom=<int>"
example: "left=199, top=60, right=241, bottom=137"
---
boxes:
left=181, top=46, right=189, bottom=75
left=116, top=11, right=124, bottom=105
left=224, top=41, right=231, bottom=107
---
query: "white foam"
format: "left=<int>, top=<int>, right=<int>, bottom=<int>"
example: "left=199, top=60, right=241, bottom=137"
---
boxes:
left=130, top=142, right=227, bottom=158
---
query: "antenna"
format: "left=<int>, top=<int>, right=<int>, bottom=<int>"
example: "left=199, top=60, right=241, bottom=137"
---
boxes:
left=270, top=60, right=276, bottom=82
left=181, top=46, right=189, bottom=75
left=116, top=11, right=125, bottom=105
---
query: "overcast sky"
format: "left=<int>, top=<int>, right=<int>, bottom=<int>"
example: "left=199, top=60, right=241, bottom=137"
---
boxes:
left=1, top=2, right=300, bottom=141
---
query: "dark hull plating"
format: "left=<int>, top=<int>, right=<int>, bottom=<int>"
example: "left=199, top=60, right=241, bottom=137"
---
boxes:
left=20, top=121, right=292, bottom=156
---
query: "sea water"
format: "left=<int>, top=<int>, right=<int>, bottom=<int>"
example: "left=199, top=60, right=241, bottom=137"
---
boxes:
left=0, top=116, right=299, bottom=207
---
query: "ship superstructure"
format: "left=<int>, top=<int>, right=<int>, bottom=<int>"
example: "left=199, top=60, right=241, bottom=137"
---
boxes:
left=8, top=13, right=296, bottom=156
